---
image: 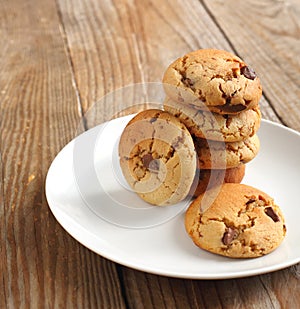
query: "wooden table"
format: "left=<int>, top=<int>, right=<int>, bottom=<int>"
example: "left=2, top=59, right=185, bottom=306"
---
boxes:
left=1, top=0, right=300, bottom=308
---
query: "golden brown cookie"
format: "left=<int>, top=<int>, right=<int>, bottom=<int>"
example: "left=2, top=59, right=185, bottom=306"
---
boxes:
left=118, top=109, right=197, bottom=206
left=185, top=183, right=287, bottom=258
left=163, top=97, right=261, bottom=142
left=163, top=49, right=262, bottom=114
left=190, top=165, right=246, bottom=198
left=194, top=135, right=260, bottom=169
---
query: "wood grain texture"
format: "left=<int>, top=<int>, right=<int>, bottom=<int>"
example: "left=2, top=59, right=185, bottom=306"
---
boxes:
left=0, top=0, right=125, bottom=308
left=57, top=0, right=280, bottom=128
left=2, top=0, right=300, bottom=308
left=0, top=154, right=6, bottom=309
left=120, top=268, right=299, bottom=309
left=203, top=0, right=300, bottom=130
left=56, top=0, right=299, bottom=309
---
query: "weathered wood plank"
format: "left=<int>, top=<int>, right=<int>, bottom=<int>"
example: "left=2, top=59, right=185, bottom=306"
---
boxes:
left=120, top=268, right=292, bottom=309
left=0, top=0, right=125, bottom=308
left=203, top=0, right=300, bottom=130
left=0, top=154, right=6, bottom=309
left=57, top=0, right=280, bottom=129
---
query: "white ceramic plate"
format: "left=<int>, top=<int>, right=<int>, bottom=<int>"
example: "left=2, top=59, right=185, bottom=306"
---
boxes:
left=45, top=115, right=300, bottom=279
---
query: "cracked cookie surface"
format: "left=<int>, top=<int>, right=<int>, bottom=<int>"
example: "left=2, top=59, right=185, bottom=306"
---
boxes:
left=190, top=165, right=246, bottom=198
left=185, top=183, right=286, bottom=258
left=194, top=134, right=260, bottom=169
left=163, top=49, right=262, bottom=114
left=118, top=109, right=197, bottom=206
left=164, top=97, right=261, bottom=142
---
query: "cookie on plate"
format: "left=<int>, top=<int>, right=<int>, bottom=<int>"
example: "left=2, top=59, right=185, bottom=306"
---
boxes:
left=119, top=109, right=197, bottom=206
left=163, top=49, right=262, bottom=114
left=185, top=183, right=286, bottom=258
left=164, top=97, right=261, bottom=142
left=194, top=134, right=260, bottom=169
left=190, top=164, right=246, bottom=198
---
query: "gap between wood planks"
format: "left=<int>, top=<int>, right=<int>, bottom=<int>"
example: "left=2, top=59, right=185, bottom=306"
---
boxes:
left=0, top=152, right=7, bottom=308
left=54, top=0, right=88, bottom=131
left=199, top=0, right=286, bottom=126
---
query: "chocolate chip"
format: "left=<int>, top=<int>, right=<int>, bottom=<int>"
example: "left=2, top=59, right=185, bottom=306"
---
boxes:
left=142, top=154, right=160, bottom=172
left=149, top=117, right=157, bottom=123
left=265, top=207, right=280, bottom=222
left=217, top=102, right=247, bottom=113
left=222, top=227, right=238, bottom=245
left=246, top=198, right=256, bottom=205
left=142, top=154, right=153, bottom=168
left=241, top=66, right=256, bottom=80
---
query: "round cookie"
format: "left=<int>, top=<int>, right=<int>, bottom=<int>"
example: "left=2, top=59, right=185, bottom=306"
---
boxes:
left=194, top=134, right=260, bottom=169
left=163, top=97, right=261, bottom=142
left=190, top=165, right=246, bottom=198
left=163, top=49, right=262, bottom=114
left=118, top=109, right=197, bottom=206
left=185, top=183, right=286, bottom=258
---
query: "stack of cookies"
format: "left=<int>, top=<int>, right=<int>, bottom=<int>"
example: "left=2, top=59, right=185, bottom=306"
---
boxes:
left=118, top=49, right=286, bottom=258
left=162, top=49, right=262, bottom=197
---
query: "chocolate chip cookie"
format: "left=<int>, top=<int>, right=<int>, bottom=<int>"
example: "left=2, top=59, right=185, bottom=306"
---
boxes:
left=163, top=97, right=261, bottom=142
left=185, top=183, right=286, bottom=258
left=163, top=49, right=262, bottom=114
left=119, top=109, right=197, bottom=206
left=190, top=165, right=246, bottom=198
left=194, top=134, right=260, bottom=169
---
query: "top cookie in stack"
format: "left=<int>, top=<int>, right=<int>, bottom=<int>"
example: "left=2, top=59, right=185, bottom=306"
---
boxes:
left=162, top=49, right=262, bottom=196
left=163, top=49, right=262, bottom=115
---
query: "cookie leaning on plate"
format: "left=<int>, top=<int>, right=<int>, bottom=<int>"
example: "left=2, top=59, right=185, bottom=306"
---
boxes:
left=118, top=109, right=197, bottom=206
left=185, top=183, right=286, bottom=258
left=163, top=49, right=262, bottom=114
